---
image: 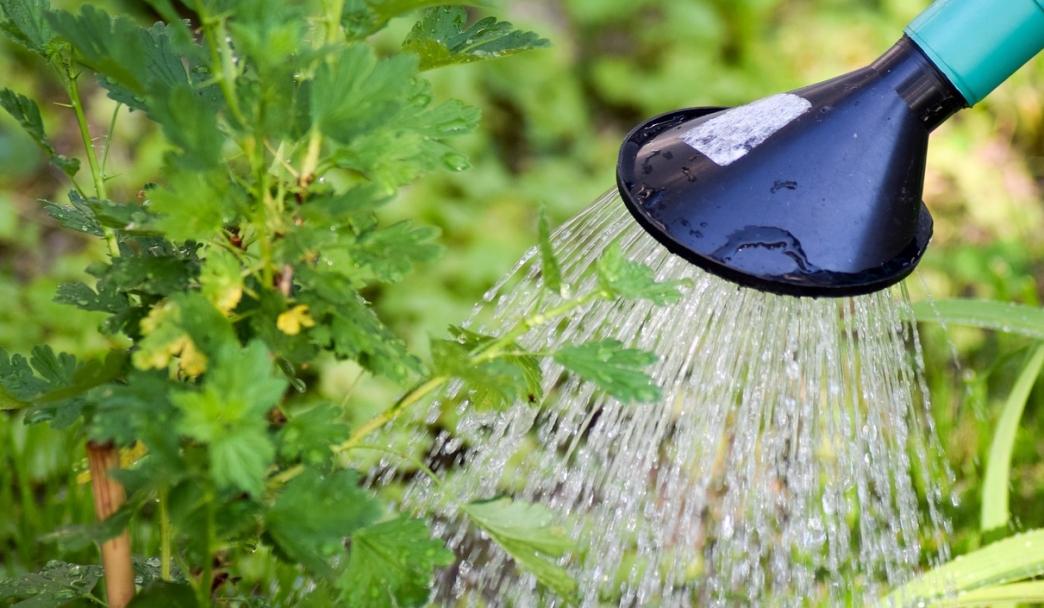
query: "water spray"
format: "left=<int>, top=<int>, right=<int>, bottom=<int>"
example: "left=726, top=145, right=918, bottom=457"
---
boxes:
left=620, top=0, right=1044, bottom=297
left=391, top=1, right=1044, bottom=605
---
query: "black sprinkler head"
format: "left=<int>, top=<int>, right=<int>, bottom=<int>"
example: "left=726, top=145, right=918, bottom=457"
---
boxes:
left=617, top=37, right=966, bottom=297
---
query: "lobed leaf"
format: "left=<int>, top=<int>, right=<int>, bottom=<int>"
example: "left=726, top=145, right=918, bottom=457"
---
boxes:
left=0, top=90, right=80, bottom=177
left=350, top=220, right=442, bottom=283
left=431, top=338, right=536, bottom=409
left=596, top=242, right=689, bottom=305
left=553, top=339, right=660, bottom=404
left=339, top=517, right=454, bottom=607
left=462, top=497, right=577, bottom=603
left=37, top=191, right=101, bottom=236
left=277, top=403, right=350, bottom=465
left=0, top=561, right=104, bottom=606
left=0, top=0, right=55, bottom=55
left=266, top=468, right=381, bottom=576
left=403, top=6, right=550, bottom=71
left=298, top=266, right=421, bottom=382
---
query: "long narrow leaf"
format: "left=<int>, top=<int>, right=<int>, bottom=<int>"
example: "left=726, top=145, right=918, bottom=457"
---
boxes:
left=911, top=299, right=1044, bottom=339
left=981, top=342, right=1044, bottom=532
left=882, top=529, right=1044, bottom=606
left=939, top=581, right=1044, bottom=607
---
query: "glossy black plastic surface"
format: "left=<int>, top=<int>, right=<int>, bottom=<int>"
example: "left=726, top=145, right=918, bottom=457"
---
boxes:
left=617, top=37, right=965, bottom=297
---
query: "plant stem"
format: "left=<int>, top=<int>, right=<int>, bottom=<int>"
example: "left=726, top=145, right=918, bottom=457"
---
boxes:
left=68, top=74, right=120, bottom=258
left=323, top=0, right=345, bottom=44
left=158, top=485, right=173, bottom=581
left=335, top=290, right=607, bottom=455
left=298, top=127, right=323, bottom=189
left=86, top=441, right=135, bottom=608
left=335, top=376, right=447, bottom=453
left=471, top=291, right=604, bottom=363
left=198, top=484, right=217, bottom=607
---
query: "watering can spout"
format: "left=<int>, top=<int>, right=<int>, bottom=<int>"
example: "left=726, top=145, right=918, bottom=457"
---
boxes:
left=618, top=0, right=1044, bottom=297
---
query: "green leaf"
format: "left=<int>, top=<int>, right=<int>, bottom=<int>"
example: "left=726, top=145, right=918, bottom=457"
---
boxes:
left=339, top=517, right=454, bottom=608
left=910, top=298, right=1044, bottom=339
left=147, top=169, right=245, bottom=243
left=85, top=197, right=157, bottom=234
left=448, top=326, right=543, bottom=403
left=47, top=8, right=197, bottom=97
left=298, top=266, right=421, bottom=382
left=342, top=0, right=491, bottom=39
left=128, top=581, right=199, bottom=608
left=89, top=370, right=178, bottom=452
left=39, top=191, right=103, bottom=236
left=172, top=341, right=286, bottom=496
left=553, top=340, right=659, bottom=404
left=311, top=45, right=418, bottom=144
left=981, top=343, right=1044, bottom=534
left=596, top=242, right=689, bottom=305
left=462, top=497, right=577, bottom=603
left=350, top=221, right=442, bottom=283
left=403, top=6, right=550, bottom=71
left=277, top=403, right=350, bottom=465
left=311, top=46, right=479, bottom=190
left=148, top=83, right=224, bottom=169
left=0, top=561, right=104, bottom=606
left=266, top=468, right=381, bottom=576
left=0, top=90, right=80, bottom=177
left=431, top=338, right=529, bottom=409
left=199, top=249, right=244, bottom=315
left=538, top=208, right=564, bottom=296
left=47, top=6, right=150, bottom=93
left=40, top=503, right=134, bottom=551
left=0, top=0, right=55, bottom=55
left=883, top=529, right=1044, bottom=607
left=0, top=347, right=51, bottom=403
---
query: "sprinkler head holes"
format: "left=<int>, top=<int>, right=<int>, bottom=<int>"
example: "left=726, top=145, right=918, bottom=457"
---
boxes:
left=618, top=37, right=964, bottom=297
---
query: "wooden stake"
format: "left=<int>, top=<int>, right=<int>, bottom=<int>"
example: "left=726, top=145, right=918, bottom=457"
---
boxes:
left=86, top=441, right=135, bottom=608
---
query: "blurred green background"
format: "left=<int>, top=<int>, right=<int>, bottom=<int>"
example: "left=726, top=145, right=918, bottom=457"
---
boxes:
left=4, top=0, right=1044, bottom=589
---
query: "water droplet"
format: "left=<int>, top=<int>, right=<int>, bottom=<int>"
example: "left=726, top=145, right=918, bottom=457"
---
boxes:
left=441, top=152, right=471, bottom=171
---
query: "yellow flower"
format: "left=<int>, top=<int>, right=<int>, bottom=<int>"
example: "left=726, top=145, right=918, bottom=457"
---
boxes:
left=277, top=304, right=316, bottom=336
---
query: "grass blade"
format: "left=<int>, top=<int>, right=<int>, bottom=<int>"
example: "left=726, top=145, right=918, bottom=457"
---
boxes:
left=980, top=342, right=1044, bottom=532
left=882, top=529, right=1044, bottom=606
left=911, top=299, right=1044, bottom=339
left=941, top=581, right=1044, bottom=607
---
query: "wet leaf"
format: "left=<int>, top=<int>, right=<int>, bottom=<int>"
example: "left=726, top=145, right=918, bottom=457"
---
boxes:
left=596, top=242, right=689, bottom=305
left=911, top=298, right=1044, bottom=339
left=462, top=497, right=577, bottom=603
left=39, top=191, right=101, bottom=236
left=538, top=208, right=564, bottom=296
left=884, top=529, right=1044, bottom=606
left=338, top=517, right=454, bottom=608
left=403, top=6, right=549, bottom=71
left=0, top=561, right=104, bottom=605
left=431, top=337, right=533, bottom=409
left=553, top=339, right=660, bottom=404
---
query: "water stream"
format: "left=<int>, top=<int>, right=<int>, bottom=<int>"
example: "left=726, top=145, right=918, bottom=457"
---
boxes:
left=372, top=189, right=952, bottom=606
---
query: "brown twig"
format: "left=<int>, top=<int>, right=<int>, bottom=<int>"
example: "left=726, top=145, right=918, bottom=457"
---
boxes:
left=86, top=441, right=135, bottom=608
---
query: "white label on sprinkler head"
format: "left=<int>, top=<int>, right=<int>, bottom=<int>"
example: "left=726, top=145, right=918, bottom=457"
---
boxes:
left=680, top=93, right=812, bottom=166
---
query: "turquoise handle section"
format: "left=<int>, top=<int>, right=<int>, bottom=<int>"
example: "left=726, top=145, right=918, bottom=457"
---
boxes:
left=906, top=0, right=1044, bottom=105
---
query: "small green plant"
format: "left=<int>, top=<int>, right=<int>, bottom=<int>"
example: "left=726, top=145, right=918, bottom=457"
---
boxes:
left=0, top=1, right=685, bottom=606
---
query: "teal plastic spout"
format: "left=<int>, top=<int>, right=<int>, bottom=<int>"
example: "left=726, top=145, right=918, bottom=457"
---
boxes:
left=906, top=0, right=1044, bottom=105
